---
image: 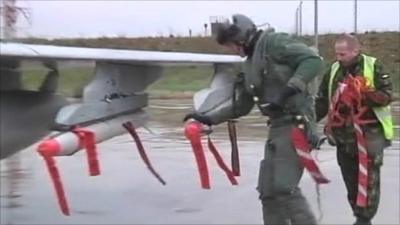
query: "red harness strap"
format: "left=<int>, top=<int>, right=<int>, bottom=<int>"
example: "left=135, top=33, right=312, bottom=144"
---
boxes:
left=122, top=122, right=166, bottom=185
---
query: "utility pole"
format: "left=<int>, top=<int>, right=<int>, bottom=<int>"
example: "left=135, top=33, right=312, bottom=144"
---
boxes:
left=354, top=0, right=358, bottom=33
left=295, top=7, right=299, bottom=35
left=294, top=1, right=303, bottom=36
left=299, top=1, right=303, bottom=36
left=314, top=0, right=319, bottom=51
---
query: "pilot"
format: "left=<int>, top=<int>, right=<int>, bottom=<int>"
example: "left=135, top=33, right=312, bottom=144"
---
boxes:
left=184, top=14, right=323, bottom=225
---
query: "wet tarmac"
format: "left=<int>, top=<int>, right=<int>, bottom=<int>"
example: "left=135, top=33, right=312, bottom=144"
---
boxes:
left=1, top=99, right=399, bottom=225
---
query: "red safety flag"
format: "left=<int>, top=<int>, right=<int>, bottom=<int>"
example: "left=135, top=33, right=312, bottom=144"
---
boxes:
left=73, top=128, right=100, bottom=176
left=37, top=143, right=70, bottom=216
left=184, top=121, right=238, bottom=189
left=184, top=121, right=210, bottom=189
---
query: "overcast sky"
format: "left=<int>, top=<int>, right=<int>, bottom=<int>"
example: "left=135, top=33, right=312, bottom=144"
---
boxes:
left=7, top=0, right=400, bottom=38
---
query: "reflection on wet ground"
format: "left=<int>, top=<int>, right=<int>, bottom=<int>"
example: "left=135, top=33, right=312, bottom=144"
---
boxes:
left=0, top=99, right=399, bottom=225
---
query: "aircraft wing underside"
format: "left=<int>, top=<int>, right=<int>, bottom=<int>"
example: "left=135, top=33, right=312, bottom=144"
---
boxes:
left=0, top=42, right=242, bottom=158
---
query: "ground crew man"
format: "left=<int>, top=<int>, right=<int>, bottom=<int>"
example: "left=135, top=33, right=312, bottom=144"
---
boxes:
left=184, top=14, right=323, bottom=225
left=315, top=34, right=394, bottom=225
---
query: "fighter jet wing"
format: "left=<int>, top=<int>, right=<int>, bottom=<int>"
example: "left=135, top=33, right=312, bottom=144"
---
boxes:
left=0, top=42, right=243, bottom=159
left=0, top=42, right=241, bottom=65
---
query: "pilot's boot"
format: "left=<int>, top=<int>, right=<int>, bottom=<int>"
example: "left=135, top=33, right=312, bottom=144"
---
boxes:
left=353, top=216, right=372, bottom=225
left=261, top=197, right=290, bottom=225
left=276, top=189, right=317, bottom=225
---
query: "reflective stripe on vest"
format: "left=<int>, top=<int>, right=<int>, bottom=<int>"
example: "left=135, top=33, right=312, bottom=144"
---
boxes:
left=328, top=54, right=394, bottom=140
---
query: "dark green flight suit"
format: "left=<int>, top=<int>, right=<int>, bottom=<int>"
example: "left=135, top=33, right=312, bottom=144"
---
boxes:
left=315, top=54, right=393, bottom=222
left=205, top=29, right=323, bottom=225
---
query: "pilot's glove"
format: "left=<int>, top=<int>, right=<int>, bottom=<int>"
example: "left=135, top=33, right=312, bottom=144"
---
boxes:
left=183, top=113, right=212, bottom=126
left=269, top=85, right=299, bottom=109
left=303, top=122, right=319, bottom=149
left=308, top=133, right=327, bottom=150
left=261, top=86, right=298, bottom=112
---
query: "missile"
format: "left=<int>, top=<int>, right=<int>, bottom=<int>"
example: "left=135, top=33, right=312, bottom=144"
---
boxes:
left=38, top=110, right=148, bottom=157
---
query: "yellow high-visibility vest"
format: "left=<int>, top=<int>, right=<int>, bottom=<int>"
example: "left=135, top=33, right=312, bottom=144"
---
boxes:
left=328, top=54, right=394, bottom=140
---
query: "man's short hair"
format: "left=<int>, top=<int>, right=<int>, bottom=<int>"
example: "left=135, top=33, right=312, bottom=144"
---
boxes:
left=335, top=33, right=361, bottom=50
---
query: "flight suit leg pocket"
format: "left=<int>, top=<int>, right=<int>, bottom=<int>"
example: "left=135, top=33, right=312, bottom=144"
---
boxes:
left=257, top=158, right=274, bottom=198
left=273, top=158, right=303, bottom=194
left=258, top=140, right=276, bottom=198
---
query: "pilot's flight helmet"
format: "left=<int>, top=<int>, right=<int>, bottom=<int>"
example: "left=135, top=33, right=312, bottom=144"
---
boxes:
left=216, top=14, right=257, bottom=45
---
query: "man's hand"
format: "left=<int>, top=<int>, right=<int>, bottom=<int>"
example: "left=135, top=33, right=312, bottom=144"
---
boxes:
left=183, top=113, right=213, bottom=126
left=363, top=90, right=391, bottom=107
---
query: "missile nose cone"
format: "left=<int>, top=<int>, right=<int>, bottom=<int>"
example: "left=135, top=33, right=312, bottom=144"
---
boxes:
left=184, top=121, right=203, bottom=139
left=38, top=139, right=61, bottom=157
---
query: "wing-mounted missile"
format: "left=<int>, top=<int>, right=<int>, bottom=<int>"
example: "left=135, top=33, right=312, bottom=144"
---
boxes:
left=39, top=110, right=148, bottom=156
left=187, top=64, right=244, bottom=188
left=194, top=63, right=237, bottom=114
